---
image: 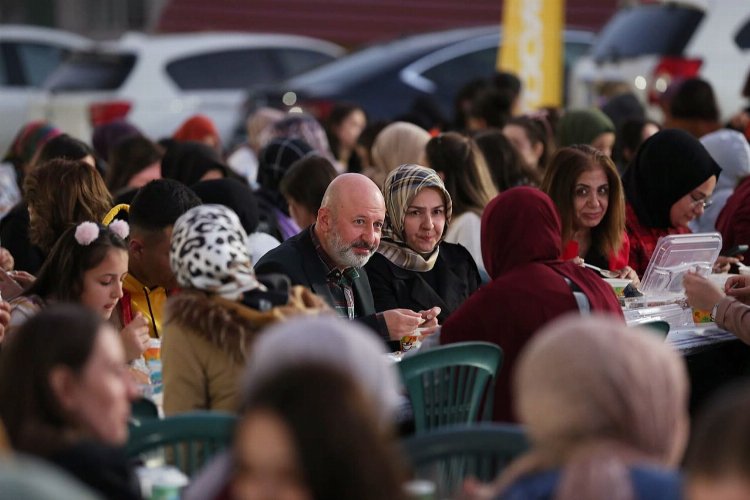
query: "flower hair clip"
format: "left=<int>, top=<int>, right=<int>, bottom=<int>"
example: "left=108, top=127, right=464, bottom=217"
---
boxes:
left=74, top=222, right=100, bottom=246
left=108, top=219, right=130, bottom=240
left=74, top=220, right=130, bottom=246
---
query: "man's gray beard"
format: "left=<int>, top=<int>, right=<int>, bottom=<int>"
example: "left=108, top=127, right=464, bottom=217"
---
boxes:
left=328, top=229, right=375, bottom=268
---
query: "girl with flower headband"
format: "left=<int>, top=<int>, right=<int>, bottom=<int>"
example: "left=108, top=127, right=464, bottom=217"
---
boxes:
left=8, top=220, right=150, bottom=364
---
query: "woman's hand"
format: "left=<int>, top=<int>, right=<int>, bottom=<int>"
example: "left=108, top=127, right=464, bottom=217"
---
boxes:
left=0, top=248, right=13, bottom=272
left=615, top=266, right=640, bottom=286
left=417, top=307, right=441, bottom=335
left=121, top=313, right=150, bottom=362
left=713, top=255, right=740, bottom=274
left=725, top=275, right=750, bottom=304
left=8, top=270, right=35, bottom=289
left=684, top=272, right=724, bottom=311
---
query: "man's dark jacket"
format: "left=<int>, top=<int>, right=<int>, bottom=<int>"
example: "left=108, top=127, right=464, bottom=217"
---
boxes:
left=254, top=228, right=383, bottom=336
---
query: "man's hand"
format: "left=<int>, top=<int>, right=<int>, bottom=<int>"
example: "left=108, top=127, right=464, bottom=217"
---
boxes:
left=684, top=272, right=724, bottom=311
left=382, top=308, right=423, bottom=340
left=121, top=313, right=150, bottom=362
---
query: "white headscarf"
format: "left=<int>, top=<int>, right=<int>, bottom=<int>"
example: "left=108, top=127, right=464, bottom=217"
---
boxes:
left=170, top=204, right=265, bottom=299
left=240, top=315, right=403, bottom=426
left=690, top=129, right=750, bottom=233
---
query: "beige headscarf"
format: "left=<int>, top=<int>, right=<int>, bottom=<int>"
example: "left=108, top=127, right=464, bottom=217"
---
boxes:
left=494, top=314, right=689, bottom=500
left=367, top=122, right=431, bottom=188
left=378, top=164, right=452, bottom=272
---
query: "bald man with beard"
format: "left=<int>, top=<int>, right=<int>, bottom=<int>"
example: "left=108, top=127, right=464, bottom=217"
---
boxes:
left=255, top=173, right=439, bottom=344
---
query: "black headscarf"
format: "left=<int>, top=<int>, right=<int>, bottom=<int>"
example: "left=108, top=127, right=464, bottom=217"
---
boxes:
left=161, top=141, right=229, bottom=186
left=191, top=178, right=260, bottom=235
left=256, top=138, right=314, bottom=213
left=622, top=129, right=721, bottom=229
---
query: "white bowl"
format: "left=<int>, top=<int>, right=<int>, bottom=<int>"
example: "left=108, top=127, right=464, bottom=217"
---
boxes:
left=604, top=278, right=632, bottom=297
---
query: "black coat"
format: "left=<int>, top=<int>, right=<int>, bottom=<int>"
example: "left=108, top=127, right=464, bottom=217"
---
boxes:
left=49, top=441, right=142, bottom=500
left=254, top=228, right=382, bottom=337
left=365, top=242, right=481, bottom=324
left=0, top=202, right=44, bottom=274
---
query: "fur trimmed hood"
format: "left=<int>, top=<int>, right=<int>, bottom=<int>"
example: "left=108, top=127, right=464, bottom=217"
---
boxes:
left=164, top=287, right=329, bottom=363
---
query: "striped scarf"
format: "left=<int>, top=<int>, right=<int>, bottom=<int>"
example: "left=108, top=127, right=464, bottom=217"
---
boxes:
left=377, top=164, right=452, bottom=272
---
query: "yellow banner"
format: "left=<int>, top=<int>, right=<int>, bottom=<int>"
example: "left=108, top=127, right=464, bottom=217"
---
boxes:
left=499, top=0, right=564, bottom=110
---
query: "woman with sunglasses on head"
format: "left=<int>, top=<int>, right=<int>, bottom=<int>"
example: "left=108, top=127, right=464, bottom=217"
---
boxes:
left=622, top=129, right=725, bottom=276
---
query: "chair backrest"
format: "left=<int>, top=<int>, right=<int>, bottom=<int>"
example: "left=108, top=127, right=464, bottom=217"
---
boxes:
left=402, top=423, right=529, bottom=497
left=126, top=411, right=237, bottom=476
left=640, top=320, right=670, bottom=338
left=130, top=397, right=159, bottom=425
left=399, top=341, right=503, bottom=433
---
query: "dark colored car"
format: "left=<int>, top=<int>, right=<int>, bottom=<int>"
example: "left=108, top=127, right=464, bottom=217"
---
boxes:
left=239, top=25, right=594, bottom=131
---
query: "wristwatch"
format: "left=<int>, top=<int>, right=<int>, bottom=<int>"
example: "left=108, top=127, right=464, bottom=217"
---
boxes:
left=710, top=302, right=720, bottom=322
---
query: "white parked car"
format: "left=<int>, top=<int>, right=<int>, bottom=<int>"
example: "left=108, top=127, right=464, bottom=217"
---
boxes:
left=0, top=25, right=89, bottom=154
left=569, top=0, right=750, bottom=121
left=29, top=31, right=344, bottom=147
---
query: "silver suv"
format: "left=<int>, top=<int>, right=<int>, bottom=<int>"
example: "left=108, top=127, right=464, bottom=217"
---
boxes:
left=0, top=25, right=89, bottom=153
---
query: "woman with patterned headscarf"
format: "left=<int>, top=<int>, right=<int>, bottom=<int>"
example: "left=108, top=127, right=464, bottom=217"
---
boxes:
left=0, top=121, right=61, bottom=220
left=365, top=164, right=481, bottom=324
left=161, top=204, right=328, bottom=415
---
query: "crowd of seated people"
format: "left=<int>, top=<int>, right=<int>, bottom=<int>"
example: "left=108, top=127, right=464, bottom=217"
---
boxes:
left=1, top=71, right=750, bottom=499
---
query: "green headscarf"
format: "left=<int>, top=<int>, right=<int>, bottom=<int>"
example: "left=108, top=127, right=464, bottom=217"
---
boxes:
left=557, top=108, right=615, bottom=148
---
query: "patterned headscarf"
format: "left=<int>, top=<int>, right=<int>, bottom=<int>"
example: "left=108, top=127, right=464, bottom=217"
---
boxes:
left=377, top=164, right=452, bottom=272
left=170, top=204, right=264, bottom=299
left=3, top=121, right=61, bottom=167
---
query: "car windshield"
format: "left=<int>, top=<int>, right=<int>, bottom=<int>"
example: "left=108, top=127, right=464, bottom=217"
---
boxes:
left=285, top=29, right=491, bottom=88
left=592, top=4, right=704, bottom=62
left=43, top=51, right=135, bottom=91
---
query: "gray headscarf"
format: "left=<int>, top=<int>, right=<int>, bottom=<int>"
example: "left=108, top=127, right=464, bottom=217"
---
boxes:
left=240, top=315, right=403, bottom=426
left=690, top=129, right=750, bottom=232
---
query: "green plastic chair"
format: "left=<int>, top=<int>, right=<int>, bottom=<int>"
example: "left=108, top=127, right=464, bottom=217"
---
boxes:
left=402, top=423, right=529, bottom=497
left=399, top=341, right=503, bottom=433
left=640, top=320, right=670, bottom=338
left=126, top=411, right=237, bottom=476
left=130, top=397, right=159, bottom=425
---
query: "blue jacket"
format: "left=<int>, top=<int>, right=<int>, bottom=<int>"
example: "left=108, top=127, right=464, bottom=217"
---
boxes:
left=498, top=466, right=682, bottom=500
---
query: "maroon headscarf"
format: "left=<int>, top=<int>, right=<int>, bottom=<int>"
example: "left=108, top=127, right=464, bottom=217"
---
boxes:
left=442, top=187, right=623, bottom=422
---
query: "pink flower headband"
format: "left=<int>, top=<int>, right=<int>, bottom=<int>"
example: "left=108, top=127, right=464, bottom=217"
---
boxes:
left=74, top=220, right=130, bottom=246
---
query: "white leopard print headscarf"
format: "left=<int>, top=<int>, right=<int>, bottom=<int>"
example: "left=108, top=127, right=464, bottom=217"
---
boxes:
left=170, top=204, right=265, bottom=299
